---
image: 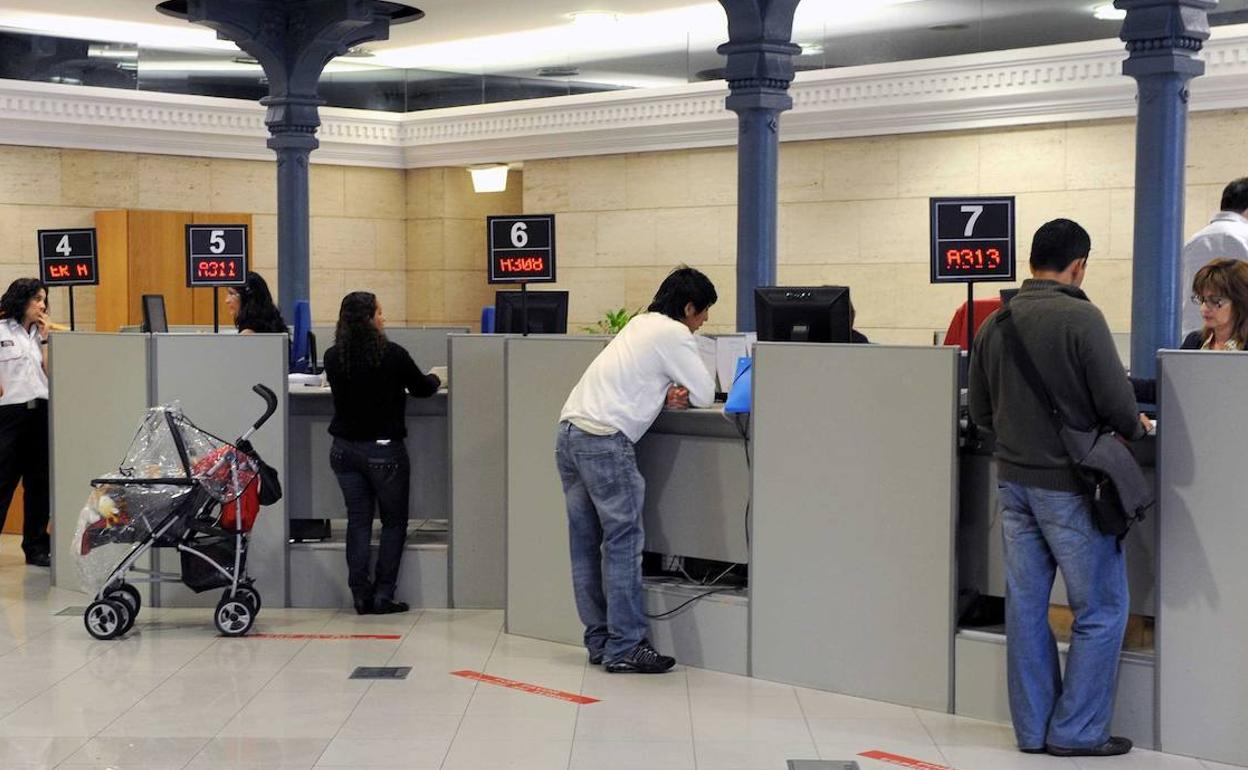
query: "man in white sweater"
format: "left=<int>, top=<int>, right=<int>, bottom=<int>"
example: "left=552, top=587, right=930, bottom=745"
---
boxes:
left=557, top=266, right=717, bottom=673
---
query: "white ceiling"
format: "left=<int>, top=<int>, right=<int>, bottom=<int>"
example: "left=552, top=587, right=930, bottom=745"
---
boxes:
left=1, top=0, right=1246, bottom=90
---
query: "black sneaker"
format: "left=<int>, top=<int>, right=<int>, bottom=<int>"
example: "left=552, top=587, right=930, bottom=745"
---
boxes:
left=588, top=652, right=604, bottom=665
left=604, top=641, right=675, bottom=674
left=1046, top=737, right=1133, bottom=757
left=372, top=599, right=409, bottom=615
left=24, top=551, right=50, bottom=568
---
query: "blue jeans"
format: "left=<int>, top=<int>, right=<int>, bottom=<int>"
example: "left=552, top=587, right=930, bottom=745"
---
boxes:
left=329, top=438, right=411, bottom=604
left=999, top=481, right=1129, bottom=750
left=555, top=422, right=648, bottom=662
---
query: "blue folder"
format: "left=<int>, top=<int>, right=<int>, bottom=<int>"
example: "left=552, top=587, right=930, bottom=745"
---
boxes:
left=723, top=356, right=753, bottom=414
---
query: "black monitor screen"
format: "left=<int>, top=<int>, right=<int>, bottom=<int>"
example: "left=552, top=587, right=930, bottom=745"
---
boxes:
left=494, top=291, right=569, bottom=334
left=754, top=286, right=852, bottom=343
left=141, top=294, right=169, bottom=334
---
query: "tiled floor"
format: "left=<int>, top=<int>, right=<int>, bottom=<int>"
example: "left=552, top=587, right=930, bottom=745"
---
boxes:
left=0, top=535, right=1238, bottom=770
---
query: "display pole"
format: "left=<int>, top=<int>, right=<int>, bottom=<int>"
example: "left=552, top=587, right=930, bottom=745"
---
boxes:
left=520, top=282, right=529, bottom=337
left=213, top=287, right=220, bottom=334
left=966, top=282, right=975, bottom=354
left=68, top=287, right=76, bottom=331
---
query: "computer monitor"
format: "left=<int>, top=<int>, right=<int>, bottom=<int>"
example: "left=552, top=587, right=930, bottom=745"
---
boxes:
left=494, top=291, right=569, bottom=334
left=140, top=294, right=168, bottom=333
left=754, top=286, right=852, bottom=343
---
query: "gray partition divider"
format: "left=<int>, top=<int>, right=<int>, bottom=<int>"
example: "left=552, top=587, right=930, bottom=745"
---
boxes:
left=749, top=343, right=959, bottom=712
left=449, top=334, right=508, bottom=608
left=150, top=334, right=288, bottom=609
left=310, top=325, right=467, bottom=369
left=49, top=333, right=151, bottom=594
left=505, top=336, right=608, bottom=645
left=1157, top=351, right=1248, bottom=767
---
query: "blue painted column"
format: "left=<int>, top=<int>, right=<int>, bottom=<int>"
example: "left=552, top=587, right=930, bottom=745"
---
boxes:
left=1116, top=0, right=1213, bottom=379
left=156, top=0, right=422, bottom=321
left=718, top=1, right=801, bottom=332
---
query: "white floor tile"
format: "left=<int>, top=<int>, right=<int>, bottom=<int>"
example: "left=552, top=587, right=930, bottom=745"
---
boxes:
left=694, top=739, right=820, bottom=770
left=915, top=710, right=1018, bottom=748
left=796, top=689, right=921, bottom=720
left=186, top=736, right=330, bottom=769
left=1071, top=748, right=1208, bottom=769
left=575, top=712, right=692, bottom=742
left=818, top=742, right=950, bottom=769
left=1202, top=760, right=1248, bottom=770
left=940, top=744, right=1079, bottom=770
left=0, top=736, right=86, bottom=767
left=334, top=710, right=462, bottom=741
left=804, top=716, right=937, bottom=748
left=62, top=736, right=210, bottom=766
left=691, top=714, right=815, bottom=743
left=569, top=738, right=695, bottom=769
left=454, top=712, right=578, bottom=742
left=313, top=736, right=449, bottom=767
left=440, top=737, right=573, bottom=770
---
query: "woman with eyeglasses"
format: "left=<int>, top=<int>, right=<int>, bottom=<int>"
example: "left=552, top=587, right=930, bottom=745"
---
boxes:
left=1185, top=258, right=1248, bottom=350
left=1133, top=258, right=1248, bottom=404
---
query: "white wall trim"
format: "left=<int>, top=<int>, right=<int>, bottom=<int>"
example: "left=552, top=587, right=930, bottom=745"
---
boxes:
left=4, top=26, right=1248, bottom=168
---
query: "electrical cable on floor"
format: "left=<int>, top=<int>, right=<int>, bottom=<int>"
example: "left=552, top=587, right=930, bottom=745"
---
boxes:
left=645, top=586, right=738, bottom=620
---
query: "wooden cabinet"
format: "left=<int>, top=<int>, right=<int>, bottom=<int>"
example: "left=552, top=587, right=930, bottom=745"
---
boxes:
left=94, top=210, right=253, bottom=332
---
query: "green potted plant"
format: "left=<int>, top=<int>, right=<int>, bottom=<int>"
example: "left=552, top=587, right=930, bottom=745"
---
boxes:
left=584, top=306, right=641, bottom=335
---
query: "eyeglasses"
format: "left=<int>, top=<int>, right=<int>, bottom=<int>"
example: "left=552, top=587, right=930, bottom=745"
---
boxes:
left=1191, top=294, right=1229, bottom=309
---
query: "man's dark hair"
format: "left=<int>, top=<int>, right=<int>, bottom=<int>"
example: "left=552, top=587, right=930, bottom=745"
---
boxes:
left=0, top=278, right=47, bottom=323
left=1220, top=178, right=1248, bottom=213
left=1029, top=219, right=1091, bottom=273
left=647, top=266, right=717, bottom=322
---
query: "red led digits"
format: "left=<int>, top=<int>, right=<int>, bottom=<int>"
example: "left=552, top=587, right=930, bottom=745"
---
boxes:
left=945, top=248, right=1004, bottom=271
left=499, top=256, right=545, bottom=273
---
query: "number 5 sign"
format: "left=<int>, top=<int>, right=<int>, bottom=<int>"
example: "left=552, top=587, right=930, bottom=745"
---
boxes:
left=929, top=197, right=1016, bottom=284
left=186, top=224, right=248, bottom=287
left=487, top=215, right=556, bottom=284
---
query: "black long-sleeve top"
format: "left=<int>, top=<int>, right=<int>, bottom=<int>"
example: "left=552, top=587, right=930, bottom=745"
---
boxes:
left=324, top=341, right=440, bottom=440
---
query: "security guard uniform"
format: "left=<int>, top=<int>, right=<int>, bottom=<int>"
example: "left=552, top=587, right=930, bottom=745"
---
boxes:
left=0, top=318, right=50, bottom=563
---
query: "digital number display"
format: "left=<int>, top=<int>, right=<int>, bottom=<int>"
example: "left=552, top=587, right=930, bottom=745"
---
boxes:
left=487, top=215, right=556, bottom=283
left=930, top=198, right=1016, bottom=283
left=192, top=257, right=244, bottom=281
left=186, top=224, right=248, bottom=287
left=38, top=229, right=99, bottom=286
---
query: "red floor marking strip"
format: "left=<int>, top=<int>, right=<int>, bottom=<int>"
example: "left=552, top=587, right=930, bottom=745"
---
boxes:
left=451, top=670, right=600, bottom=705
left=248, top=633, right=403, bottom=640
left=859, top=751, right=957, bottom=770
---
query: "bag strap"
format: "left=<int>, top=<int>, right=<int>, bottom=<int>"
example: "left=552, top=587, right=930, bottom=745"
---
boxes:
left=994, top=309, right=1068, bottom=432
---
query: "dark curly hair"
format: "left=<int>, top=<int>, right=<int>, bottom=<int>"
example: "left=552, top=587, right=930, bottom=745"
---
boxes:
left=0, top=278, right=47, bottom=324
left=334, top=291, right=386, bottom=374
left=232, top=272, right=288, bottom=334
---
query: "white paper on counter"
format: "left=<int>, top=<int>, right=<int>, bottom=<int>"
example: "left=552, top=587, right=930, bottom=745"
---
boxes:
left=715, top=335, right=750, bottom=390
left=695, top=335, right=719, bottom=389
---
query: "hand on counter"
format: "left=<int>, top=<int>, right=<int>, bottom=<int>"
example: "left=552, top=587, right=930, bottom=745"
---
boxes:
left=1139, top=413, right=1154, bottom=435
left=428, top=366, right=448, bottom=390
left=666, top=385, right=690, bottom=410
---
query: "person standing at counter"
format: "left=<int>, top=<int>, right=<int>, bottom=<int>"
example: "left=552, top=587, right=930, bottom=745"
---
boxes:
left=969, top=220, right=1147, bottom=758
left=0, top=279, right=54, bottom=567
left=225, top=272, right=288, bottom=335
left=556, top=266, right=717, bottom=674
left=1181, top=178, right=1248, bottom=334
left=324, top=292, right=441, bottom=615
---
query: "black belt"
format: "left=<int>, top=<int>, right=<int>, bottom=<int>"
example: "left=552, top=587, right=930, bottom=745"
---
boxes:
left=0, top=399, right=46, bottom=411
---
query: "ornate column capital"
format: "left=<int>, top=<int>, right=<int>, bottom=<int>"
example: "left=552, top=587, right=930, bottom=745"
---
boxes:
left=1115, top=0, right=1215, bottom=78
left=716, top=0, right=802, bottom=113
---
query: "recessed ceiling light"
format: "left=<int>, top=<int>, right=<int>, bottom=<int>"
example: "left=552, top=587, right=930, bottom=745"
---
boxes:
left=799, top=42, right=824, bottom=56
left=568, top=10, right=620, bottom=26
left=1092, top=3, right=1126, bottom=20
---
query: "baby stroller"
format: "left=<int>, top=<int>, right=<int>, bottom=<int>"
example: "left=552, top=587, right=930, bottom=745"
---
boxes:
left=73, top=384, right=280, bottom=640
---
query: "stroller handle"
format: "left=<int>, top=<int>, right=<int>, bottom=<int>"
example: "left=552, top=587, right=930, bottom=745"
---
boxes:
left=250, top=384, right=278, bottom=432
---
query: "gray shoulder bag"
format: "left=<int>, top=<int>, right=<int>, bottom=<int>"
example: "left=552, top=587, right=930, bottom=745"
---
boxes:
left=996, top=309, right=1154, bottom=546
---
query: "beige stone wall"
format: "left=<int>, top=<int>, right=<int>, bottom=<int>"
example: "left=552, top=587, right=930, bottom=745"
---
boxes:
left=0, top=146, right=408, bottom=328
left=406, top=168, right=524, bottom=328
left=523, top=110, right=1247, bottom=342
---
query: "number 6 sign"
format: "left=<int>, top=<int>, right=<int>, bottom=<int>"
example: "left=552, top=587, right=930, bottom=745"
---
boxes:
left=487, top=215, right=556, bottom=284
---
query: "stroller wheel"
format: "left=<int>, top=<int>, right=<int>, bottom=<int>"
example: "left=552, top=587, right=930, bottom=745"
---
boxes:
left=214, top=595, right=255, bottom=637
left=107, top=583, right=142, bottom=617
left=233, top=585, right=261, bottom=615
left=84, top=599, right=128, bottom=640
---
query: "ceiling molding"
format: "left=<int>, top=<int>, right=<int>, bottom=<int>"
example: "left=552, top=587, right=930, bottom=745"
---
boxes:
left=3, top=27, right=1248, bottom=168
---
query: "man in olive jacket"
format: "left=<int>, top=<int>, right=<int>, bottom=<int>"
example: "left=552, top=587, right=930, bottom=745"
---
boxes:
left=968, top=218, right=1148, bottom=758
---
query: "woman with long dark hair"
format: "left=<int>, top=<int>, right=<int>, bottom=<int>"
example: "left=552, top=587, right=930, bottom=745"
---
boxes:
left=0, top=278, right=57, bottom=566
left=225, top=272, right=288, bottom=334
left=323, top=292, right=441, bottom=614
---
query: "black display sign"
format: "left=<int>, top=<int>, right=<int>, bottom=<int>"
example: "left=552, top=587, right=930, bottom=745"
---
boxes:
left=487, top=215, right=556, bottom=283
left=930, top=197, right=1016, bottom=283
left=38, top=228, right=98, bottom=286
left=186, top=224, right=248, bottom=287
